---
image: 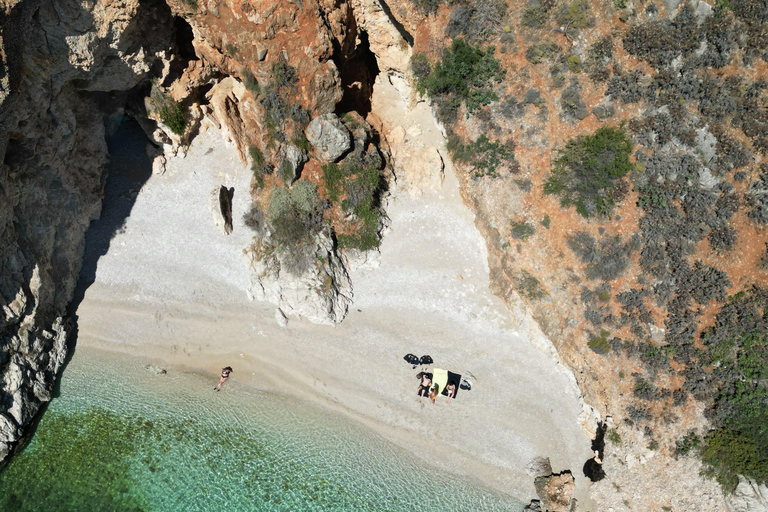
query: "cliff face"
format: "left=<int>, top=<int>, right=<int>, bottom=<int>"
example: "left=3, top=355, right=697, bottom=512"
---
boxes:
left=0, top=0, right=178, bottom=460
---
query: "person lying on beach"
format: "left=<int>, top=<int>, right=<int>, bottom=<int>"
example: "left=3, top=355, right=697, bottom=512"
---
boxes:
left=417, top=372, right=432, bottom=402
left=445, top=382, right=456, bottom=403
left=214, top=366, right=233, bottom=391
left=429, top=384, right=439, bottom=404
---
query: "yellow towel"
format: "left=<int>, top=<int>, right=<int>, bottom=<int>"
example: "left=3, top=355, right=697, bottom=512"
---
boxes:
left=432, top=368, right=448, bottom=394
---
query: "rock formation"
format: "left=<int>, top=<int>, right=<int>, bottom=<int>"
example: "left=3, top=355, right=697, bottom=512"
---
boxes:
left=0, top=0, right=177, bottom=463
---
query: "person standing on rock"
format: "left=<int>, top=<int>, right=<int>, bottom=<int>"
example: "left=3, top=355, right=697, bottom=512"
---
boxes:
left=214, top=366, right=233, bottom=391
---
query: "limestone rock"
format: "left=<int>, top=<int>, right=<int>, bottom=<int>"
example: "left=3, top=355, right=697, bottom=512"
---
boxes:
left=534, top=470, right=576, bottom=512
left=281, top=144, right=308, bottom=184
left=305, top=113, right=352, bottom=162
left=726, top=476, right=768, bottom=512
left=246, top=230, right=353, bottom=325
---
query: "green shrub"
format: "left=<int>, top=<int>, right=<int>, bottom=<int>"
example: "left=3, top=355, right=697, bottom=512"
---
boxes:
left=447, top=134, right=514, bottom=178
left=567, top=54, right=583, bottom=73
left=272, top=61, right=298, bottom=89
left=522, top=6, right=548, bottom=28
left=225, top=43, right=238, bottom=57
left=544, top=126, right=633, bottom=218
left=607, top=428, right=621, bottom=445
left=697, top=287, right=768, bottom=492
left=414, top=38, right=505, bottom=119
left=556, top=0, right=593, bottom=29
left=267, top=182, right=323, bottom=248
left=525, top=42, right=561, bottom=64
left=322, top=160, right=385, bottom=251
left=242, top=70, right=260, bottom=96
left=150, top=91, right=186, bottom=136
left=676, top=431, right=701, bottom=457
left=588, top=330, right=612, bottom=354
left=180, top=0, right=197, bottom=10
left=541, top=215, right=551, bottom=229
left=514, top=270, right=547, bottom=300
left=511, top=221, right=536, bottom=241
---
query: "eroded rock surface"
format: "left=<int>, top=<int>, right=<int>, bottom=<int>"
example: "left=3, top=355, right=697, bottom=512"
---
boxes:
left=0, top=0, right=175, bottom=463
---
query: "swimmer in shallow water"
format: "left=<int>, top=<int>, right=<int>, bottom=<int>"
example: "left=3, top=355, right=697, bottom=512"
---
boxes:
left=214, top=366, right=233, bottom=391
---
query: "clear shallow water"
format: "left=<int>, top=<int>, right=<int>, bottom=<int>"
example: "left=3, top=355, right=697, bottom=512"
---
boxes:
left=0, top=348, right=524, bottom=512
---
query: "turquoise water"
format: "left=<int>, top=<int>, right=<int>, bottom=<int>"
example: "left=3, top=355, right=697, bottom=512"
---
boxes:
left=0, top=348, right=523, bottom=512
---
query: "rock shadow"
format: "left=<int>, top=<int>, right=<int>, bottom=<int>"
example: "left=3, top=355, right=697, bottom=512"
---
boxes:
left=67, top=115, right=153, bottom=316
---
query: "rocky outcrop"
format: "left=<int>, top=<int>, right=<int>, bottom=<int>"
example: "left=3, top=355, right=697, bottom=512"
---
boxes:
left=246, top=229, right=353, bottom=325
left=305, top=113, right=352, bottom=162
left=0, top=0, right=177, bottom=463
left=726, top=477, right=768, bottom=512
left=529, top=457, right=576, bottom=512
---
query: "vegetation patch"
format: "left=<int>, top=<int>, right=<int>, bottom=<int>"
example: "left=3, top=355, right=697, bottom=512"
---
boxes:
left=321, top=159, right=385, bottom=252
left=447, top=134, right=516, bottom=178
left=696, top=287, right=768, bottom=492
left=267, top=181, right=324, bottom=251
left=514, top=270, right=547, bottom=300
left=588, top=329, right=612, bottom=354
left=412, top=38, right=505, bottom=123
left=150, top=90, right=186, bottom=136
left=544, top=126, right=633, bottom=218
left=511, top=221, right=536, bottom=241
left=525, top=42, right=561, bottom=64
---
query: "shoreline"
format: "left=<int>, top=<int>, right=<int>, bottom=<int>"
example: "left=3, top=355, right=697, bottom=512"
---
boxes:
left=72, top=86, right=593, bottom=504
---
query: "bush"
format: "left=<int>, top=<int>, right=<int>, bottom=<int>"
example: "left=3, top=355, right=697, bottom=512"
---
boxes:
left=556, top=0, right=594, bottom=29
left=544, top=125, right=633, bottom=218
left=447, top=134, right=516, bottom=177
left=560, top=79, right=589, bottom=120
left=242, top=70, right=260, bottom=96
left=415, top=38, right=505, bottom=119
left=411, top=53, right=432, bottom=83
left=588, top=330, right=612, bottom=354
left=567, top=232, right=638, bottom=281
left=272, top=61, right=298, bottom=89
left=525, top=42, right=561, bottom=64
left=696, top=287, right=768, bottom=491
left=511, top=221, right=535, bottom=240
left=522, top=6, right=548, bottom=28
left=150, top=91, right=186, bottom=136
left=445, top=0, right=508, bottom=41
left=322, top=159, right=385, bottom=252
left=267, top=182, right=324, bottom=249
left=514, top=270, right=547, bottom=300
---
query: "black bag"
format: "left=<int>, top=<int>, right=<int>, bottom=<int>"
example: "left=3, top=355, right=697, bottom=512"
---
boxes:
left=403, top=354, right=420, bottom=368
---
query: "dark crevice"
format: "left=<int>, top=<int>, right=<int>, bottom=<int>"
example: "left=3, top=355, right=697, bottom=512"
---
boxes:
left=334, top=30, right=380, bottom=117
left=162, top=16, right=198, bottom=87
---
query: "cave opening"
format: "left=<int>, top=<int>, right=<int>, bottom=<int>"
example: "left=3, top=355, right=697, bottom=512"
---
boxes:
left=162, top=16, right=198, bottom=87
left=335, top=30, right=380, bottom=117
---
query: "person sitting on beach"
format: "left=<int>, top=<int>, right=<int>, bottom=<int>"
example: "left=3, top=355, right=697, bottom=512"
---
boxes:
left=445, top=382, right=456, bottom=403
left=429, top=384, right=439, bottom=404
left=417, top=372, right=432, bottom=402
left=214, top=366, right=233, bottom=391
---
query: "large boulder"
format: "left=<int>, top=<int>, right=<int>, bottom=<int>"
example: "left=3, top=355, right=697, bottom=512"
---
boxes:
left=534, top=470, right=576, bottom=512
left=305, top=113, right=352, bottom=162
